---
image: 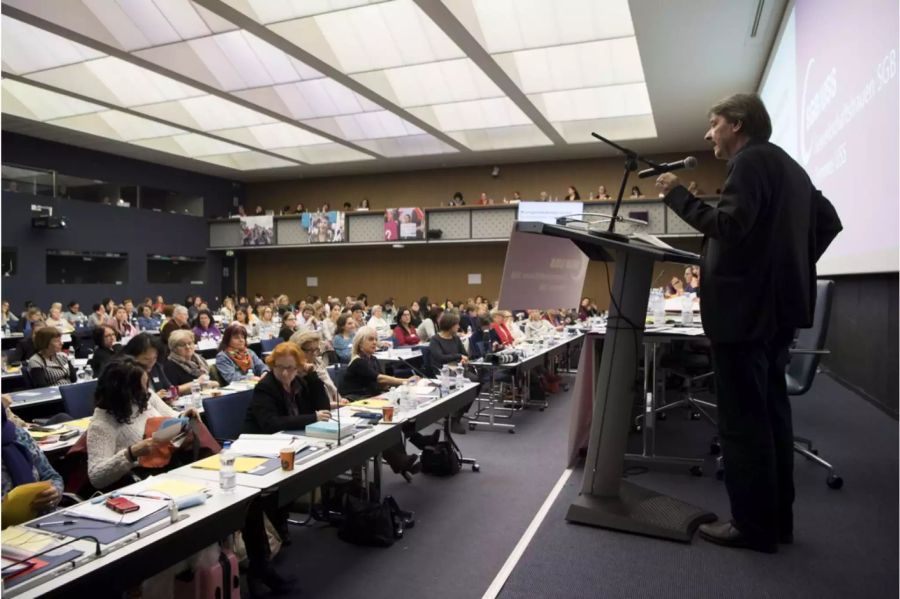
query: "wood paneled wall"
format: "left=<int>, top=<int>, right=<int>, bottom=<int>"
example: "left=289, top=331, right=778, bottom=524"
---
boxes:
left=247, top=151, right=727, bottom=212
left=245, top=238, right=702, bottom=310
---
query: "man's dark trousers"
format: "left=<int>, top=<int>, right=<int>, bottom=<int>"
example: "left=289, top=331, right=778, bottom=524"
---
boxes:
left=711, top=327, right=795, bottom=545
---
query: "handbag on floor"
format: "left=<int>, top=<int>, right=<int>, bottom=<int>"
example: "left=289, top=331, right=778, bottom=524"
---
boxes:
left=337, top=495, right=410, bottom=547
left=420, top=432, right=462, bottom=476
left=173, top=549, right=240, bottom=599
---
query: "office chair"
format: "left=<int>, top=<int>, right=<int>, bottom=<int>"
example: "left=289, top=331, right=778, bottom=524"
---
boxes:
left=260, top=337, right=280, bottom=354
left=716, top=280, right=842, bottom=489
left=419, top=346, right=435, bottom=377
left=327, top=364, right=346, bottom=391
left=20, top=365, right=35, bottom=389
left=634, top=342, right=717, bottom=431
left=59, top=379, right=98, bottom=419
left=202, top=390, right=253, bottom=442
left=786, top=279, right=842, bottom=489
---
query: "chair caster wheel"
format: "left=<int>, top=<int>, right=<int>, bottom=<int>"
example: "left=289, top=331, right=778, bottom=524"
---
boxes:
left=658, top=412, right=667, bottom=421
left=508, top=429, right=516, bottom=434
left=715, top=469, right=724, bottom=481
left=468, top=423, right=476, bottom=431
left=690, top=411, right=701, bottom=420
left=472, top=463, right=481, bottom=472
left=709, top=443, right=721, bottom=455
left=689, top=466, right=703, bottom=477
left=826, top=474, right=843, bottom=489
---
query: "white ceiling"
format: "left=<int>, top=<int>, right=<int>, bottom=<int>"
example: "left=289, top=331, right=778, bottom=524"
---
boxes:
left=0, top=0, right=786, bottom=182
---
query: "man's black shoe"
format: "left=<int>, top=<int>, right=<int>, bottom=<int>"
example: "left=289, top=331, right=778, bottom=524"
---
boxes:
left=698, top=521, right=777, bottom=554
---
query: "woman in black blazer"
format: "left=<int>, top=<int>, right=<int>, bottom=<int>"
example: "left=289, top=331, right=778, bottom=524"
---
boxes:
left=243, top=343, right=331, bottom=435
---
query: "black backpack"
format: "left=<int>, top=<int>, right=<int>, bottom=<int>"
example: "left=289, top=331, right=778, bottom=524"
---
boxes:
left=338, top=495, right=413, bottom=547
left=420, top=432, right=462, bottom=476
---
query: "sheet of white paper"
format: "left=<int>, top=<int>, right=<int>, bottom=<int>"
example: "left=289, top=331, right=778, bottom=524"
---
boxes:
left=64, top=495, right=168, bottom=524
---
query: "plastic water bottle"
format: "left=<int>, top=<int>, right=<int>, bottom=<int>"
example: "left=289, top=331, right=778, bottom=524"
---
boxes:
left=439, top=365, right=450, bottom=393
left=82, top=363, right=93, bottom=381
left=190, top=379, right=201, bottom=408
left=653, top=288, right=666, bottom=326
left=219, top=441, right=235, bottom=493
left=455, top=365, right=466, bottom=389
left=681, top=293, right=694, bottom=326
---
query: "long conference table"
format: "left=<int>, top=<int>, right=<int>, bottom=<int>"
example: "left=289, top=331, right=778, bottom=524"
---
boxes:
left=3, top=381, right=480, bottom=597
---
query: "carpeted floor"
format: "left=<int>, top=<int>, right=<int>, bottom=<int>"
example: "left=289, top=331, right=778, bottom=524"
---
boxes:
left=271, top=372, right=898, bottom=599
left=499, top=374, right=899, bottom=599
left=274, top=377, right=578, bottom=598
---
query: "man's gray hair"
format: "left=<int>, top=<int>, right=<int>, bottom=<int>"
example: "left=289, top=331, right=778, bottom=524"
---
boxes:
left=173, top=304, right=189, bottom=316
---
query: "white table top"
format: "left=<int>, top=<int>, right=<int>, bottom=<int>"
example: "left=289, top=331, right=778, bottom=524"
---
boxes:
left=6, top=473, right=258, bottom=598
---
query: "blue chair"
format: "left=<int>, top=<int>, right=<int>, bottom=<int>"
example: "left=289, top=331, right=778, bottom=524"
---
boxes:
left=260, top=338, right=280, bottom=354
left=59, top=380, right=98, bottom=419
left=327, top=364, right=346, bottom=391
left=203, top=390, right=253, bottom=442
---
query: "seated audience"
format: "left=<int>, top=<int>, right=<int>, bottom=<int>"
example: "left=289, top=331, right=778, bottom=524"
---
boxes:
left=63, top=301, right=88, bottom=328
left=392, top=308, right=420, bottom=346
left=321, top=304, right=341, bottom=344
left=45, top=303, right=74, bottom=333
left=26, top=328, right=76, bottom=387
left=86, top=357, right=199, bottom=490
left=278, top=312, right=298, bottom=342
left=192, top=309, right=221, bottom=343
left=122, top=334, right=180, bottom=401
left=2, top=300, right=20, bottom=330
left=416, top=306, right=442, bottom=343
left=578, top=297, right=598, bottom=321
left=232, top=306, right=252, bottom=332
left=22, top=307, right=44, bottom=337
left=216, top=324, right=268, bottom=383
left=244, top=342, right=331, bottom=434
left=137, top=304, right=161, bottom=331
left=107, top=305, right=135, bottom=339
left=297, top=306, right=318, bottom=332
left=332, top=314, right=357, bottom=364
left=565, top=185, right=580, bottom=201
left=11, top=321, right=43, bottom=364
left=367, top=305, right=391, bottom=339
left=88, top=303, right=107, bottom=328
left=629, top=185, right=644, bottom=199
left=160, top=304, right=191, bottom=345
left=665, top=277, right=685, bottom=298
left=339, top=327, right=421, bottom=475
left=290, top=331, right=347, bottom=408
left=524, top=310, right=556, bottom=338
left=90, top=324, right=120, bottom=375
left=187, top=296, right=203, bottom=322
left=164, top=330, right=219, bottom=389
left=153, top=295, right=166, bottom=314
left=428, top=313, right=474, bottom=432
left=504, top=311, right=525, bottom=343
left=409, top=301, right=423, bottom=327
left=2, top=409, right=63, bottom=521
left=220, top=297, right=236, bottom=323
left=597, top=185, right=612, bottom=200
left=254, top=306, right=279, bottom=340
left=490, top=310, right=515, bottom=347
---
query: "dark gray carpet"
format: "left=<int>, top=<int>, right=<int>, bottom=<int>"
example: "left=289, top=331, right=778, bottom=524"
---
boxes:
left=499, top=374, right=899, bottom=599
left=274, top=380, right=578, bottom=598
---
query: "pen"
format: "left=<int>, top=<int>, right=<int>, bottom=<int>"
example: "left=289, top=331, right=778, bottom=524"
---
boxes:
left=35, top=520, right=75, bottom=527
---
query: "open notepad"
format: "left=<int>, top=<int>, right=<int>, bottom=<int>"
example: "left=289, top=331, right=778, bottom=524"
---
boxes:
left=228, top=434, right=308, bottom=458
left=63, top=495, right=169, bottom=525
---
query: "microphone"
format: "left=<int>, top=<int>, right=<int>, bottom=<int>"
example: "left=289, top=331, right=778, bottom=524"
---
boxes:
left=396, top=354, right=431, bottom=381
left=637, top=156, right=697, bottom=178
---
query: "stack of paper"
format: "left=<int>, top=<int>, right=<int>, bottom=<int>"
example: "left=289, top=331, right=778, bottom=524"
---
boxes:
left=304, top=420, right=356, bottom=441
left=230, top=434, right=306, bottom=458
left=64, top=495, right=168, bottom=525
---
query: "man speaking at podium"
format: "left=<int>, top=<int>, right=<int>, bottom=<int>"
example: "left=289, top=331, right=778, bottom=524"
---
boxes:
left=655, top=93, right=842, bottom=553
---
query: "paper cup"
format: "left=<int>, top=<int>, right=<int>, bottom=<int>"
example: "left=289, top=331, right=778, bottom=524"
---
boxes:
left=382, top=405, right=394, bottom=423
left=280, top=448, right=295, bottom=471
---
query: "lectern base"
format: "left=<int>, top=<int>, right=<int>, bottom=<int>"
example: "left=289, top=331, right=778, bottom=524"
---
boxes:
left=566, top=480, right=716, bottom=543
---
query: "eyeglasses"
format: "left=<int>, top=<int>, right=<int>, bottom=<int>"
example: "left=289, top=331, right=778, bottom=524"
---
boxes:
left=301, top=346, right=320, bottom=354
left=273, top=364, right=299, bottom=373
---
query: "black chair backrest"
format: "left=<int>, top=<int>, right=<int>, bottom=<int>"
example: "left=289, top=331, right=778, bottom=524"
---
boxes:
left=20, top=365, right=35, bottom=389
left=327, top=364, right=346, bottom=391
left=786, top=279, right=834, bottom=396
left=60, top=379, right=99, bottom=419
left=419, top=346, right=435, bottom=378
left=260, top=338, right=280, bottom=354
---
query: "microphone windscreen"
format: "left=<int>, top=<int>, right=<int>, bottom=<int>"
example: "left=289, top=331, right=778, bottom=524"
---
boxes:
left=684, top=156, right=698, bottom=169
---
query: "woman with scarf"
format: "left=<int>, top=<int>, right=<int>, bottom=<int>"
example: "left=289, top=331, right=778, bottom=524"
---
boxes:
left=215, top=324, right=268, bottom=383
left=1, top=409, right=63, bottom=522
left=163, top=330, right=221, bottom=389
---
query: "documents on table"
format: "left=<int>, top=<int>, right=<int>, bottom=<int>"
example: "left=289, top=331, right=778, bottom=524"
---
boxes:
left=133, top=477, right=209, bottom=501
left=191, top=454, right=268, bottom=472
left=229, top=434, right=308, bottom=458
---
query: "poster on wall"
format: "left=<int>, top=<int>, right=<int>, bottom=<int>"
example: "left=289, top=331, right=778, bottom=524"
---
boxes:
left=301, top=211, right=345, bottom=243
left=384, top=207, right=425, bottom=241
left=240, top=215, right=274, bottom=246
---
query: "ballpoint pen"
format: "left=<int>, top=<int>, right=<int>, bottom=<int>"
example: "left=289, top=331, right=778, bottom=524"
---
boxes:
left=34, top=520, right=75, bottom=528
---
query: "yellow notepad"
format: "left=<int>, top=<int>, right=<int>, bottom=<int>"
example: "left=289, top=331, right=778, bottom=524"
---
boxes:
left=27, top=429, right=64, bottom=440
left=1, top=525, right=57, bottom=553
left=350, top=398, right=390, bottom=408
left=1, top=481, right=53, bottom=527
left=191, top=454, right=267, bottom=472
left=143, top=478, right=208, bottom=500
